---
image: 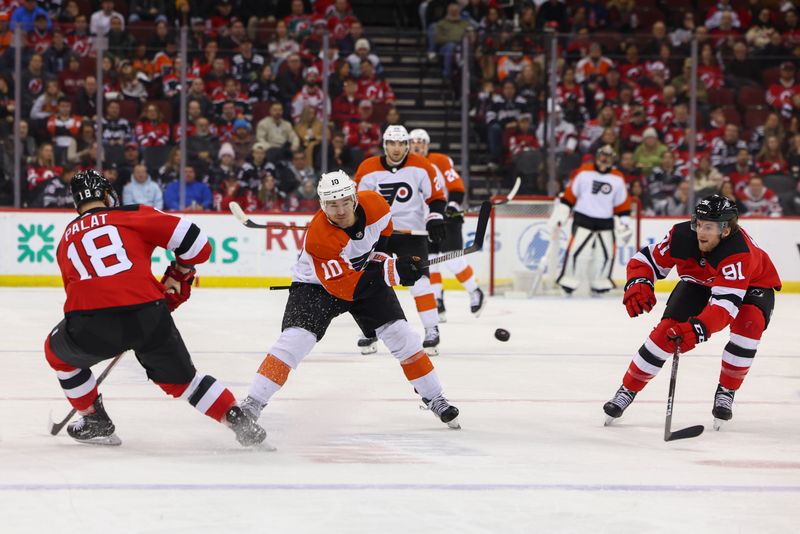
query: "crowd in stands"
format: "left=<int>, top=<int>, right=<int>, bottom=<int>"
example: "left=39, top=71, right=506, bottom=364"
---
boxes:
left=0, top=0, right=400, bottom=212
left=422, top=0, right=800, bottom=217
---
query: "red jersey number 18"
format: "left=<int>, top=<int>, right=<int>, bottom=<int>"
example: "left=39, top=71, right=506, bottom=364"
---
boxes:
left=66, top=226, right=134, bottom=280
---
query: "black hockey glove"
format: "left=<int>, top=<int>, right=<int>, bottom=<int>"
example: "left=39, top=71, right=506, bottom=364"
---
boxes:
left=426, top=216, right=447, bottom=244
left=445, top=204, right=464, bottom=222
left=395, top=255, right=425, bottom=286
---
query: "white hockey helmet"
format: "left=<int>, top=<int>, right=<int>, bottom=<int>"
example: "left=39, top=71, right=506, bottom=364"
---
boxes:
left=409, top=128, right=430, bottom=144
left=317, top=169, right=358, bottom=209
left=383, top=124, right=409, bottom=153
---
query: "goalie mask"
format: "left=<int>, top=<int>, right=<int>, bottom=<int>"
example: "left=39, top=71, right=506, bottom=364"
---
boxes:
left=595, top=145, right=616, bottom=173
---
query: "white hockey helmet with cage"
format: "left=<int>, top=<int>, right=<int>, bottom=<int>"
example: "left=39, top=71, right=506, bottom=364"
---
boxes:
left=317, top=169, right=358, bottom=209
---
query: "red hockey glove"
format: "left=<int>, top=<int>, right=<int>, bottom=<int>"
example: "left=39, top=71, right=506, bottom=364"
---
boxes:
left=623, top=277, right=656, bottom=317
left=160, top=261, right=196, bottom=312
left=666, top=318, right=708, bottom=353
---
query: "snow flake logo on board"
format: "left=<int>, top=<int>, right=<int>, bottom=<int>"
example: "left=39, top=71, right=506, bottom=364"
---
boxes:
left=17, top=224, right=56, bottom=263
left=517, top=222, right=566, bottom=272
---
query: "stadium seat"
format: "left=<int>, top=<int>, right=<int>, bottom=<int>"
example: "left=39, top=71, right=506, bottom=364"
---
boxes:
left=371, top=102, right=392, bottom=124
left=79, top=57, right=96, bottom=78
left=128, top=22, right=154, bottom=45
left=761, top=67, right=782, bottom=88
left=721, top=106, right=741, bottom=126
left=251, top=101, right=272, bottom=125
left=736, top=85, right=767, bottom=109
left=764, top=175, right=796, bottom=195
left=102, top=144, right=126, bottom=166
left=744, top=107, right=770, bottom=130
left=143, top=145, right=172, bottom=173
left=708, top=87, right=734, bottom=107
left=119, top=99, right=139, bottom=122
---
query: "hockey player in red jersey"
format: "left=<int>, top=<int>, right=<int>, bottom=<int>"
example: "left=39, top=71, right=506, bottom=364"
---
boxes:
left=45, top=170, right=266, bottom=447
left=603, top=195, right=781, bottom=430
left=239, top=170, right=460, bottom=429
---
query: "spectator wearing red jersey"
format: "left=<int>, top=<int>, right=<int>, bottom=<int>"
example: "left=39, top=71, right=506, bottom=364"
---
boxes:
left=66, top=13, right=92, bottom=57
left=617, top=43, right=644, bottom=84
left=215, top=100, right=239, bottom=143
left=208, top=0, right=235, bottom=40
left=356, top=61, right=395, bottom=104
left=284, top=0, right=312, bottom=40
left=26, top=142, right=62, bottom=200
left=766, top=62, right=800, bottom=120
left=211, top=77, right=251, bottom=119
left=135, top=103, right=170, bottom=147
left=269, top=20, right=300, bottom=67
left=203, top=57, right=229, bottom=96
left=737, top=175, right=783, bottom=217
left=698, top=44, right=724, bottom=90
left=727, top=148, right=757, bottom=193
left=342, top=99, right=381, bottom=157
left=57, top=54, right=84, bottom=97
left=332, top=77, right=360, bottom=127
left=214, top=172, right=257, bottom=213
left=28, top=13, right=52, bottom=55
left=617, top=151, right=642, bottom=185
left=291, top=66, right=330, bottom=123
left=328, top=0, right=357, bottom=41
left=0, top=12, right=11, bottom=56
left=257, top=172, right=284, bottom=211
left=755, top=135, right=789, bottom=176
left=192, top=41, right=220, bottom=80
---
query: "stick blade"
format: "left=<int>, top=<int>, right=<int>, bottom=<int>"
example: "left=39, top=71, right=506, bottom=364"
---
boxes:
left=665, top=425, right=705, bottom=442
left=506, top=176, right=521, bottom=202
left=471, top=201, right=492, bottom=251
left=228, top=201, right=248, bottom=224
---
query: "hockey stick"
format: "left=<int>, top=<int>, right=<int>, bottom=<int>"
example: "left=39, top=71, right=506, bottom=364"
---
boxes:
left=421, top=201, right=491, bottom=268
left=229, top=201, right=428, bottom=236
left=48, top=352, right=126, bottom=436
left=664, top=342, right=705, bottom=442
left=455, top=177, right=521, bottom=216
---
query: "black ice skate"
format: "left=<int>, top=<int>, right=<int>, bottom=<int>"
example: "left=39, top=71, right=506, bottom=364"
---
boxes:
left=437, top=298, right=447, bottom=323
left=422, top=393, right=460, bottom=429
left=67, top=394, right=121, bottom=446
left=423, top=326, right=440, bottom=356
left=603, top=385, right=637, bottom=425
left=470, top=288, right=485, bottom=317
left=712, top=384, right=735, bottom=431
left=358, top=335, right=378, bottom=355
left=226, top=405, right=270, bottom=448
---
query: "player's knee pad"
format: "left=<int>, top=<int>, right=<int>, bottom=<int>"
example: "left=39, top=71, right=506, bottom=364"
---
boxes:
left=268, top=327, right=317, bottom=369
left=650, top=318, right=680, bottom=353
left=730, top=304, right=766, bottom=340
left=44, top=335, right=73, bottom=372
left=376, top=320, right=421, bottom=361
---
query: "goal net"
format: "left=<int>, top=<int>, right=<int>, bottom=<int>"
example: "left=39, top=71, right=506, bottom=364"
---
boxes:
left=488, top=196, right=640, bottom=297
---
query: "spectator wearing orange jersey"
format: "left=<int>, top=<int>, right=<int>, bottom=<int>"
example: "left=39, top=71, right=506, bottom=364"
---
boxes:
left=575, top=42, right=614, bottom=84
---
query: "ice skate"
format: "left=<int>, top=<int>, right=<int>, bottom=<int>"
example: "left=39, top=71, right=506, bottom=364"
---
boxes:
left=423, top=326, right=440, bottom=356
left=358, top=335, right=378, bottom=355
left=603, top=385, right=637, bottom=425
left=240, top=395, right=265, bottom=421
left=421, top=393, right=460, bottom=429
left=712, top=384, right=735, bottom=431
left=470, top=288, right=485, bottom=317
left=67, top=394, right=122, bottom=446
left=226, top=405, right=270, bottom=448
left=437, top=298, right=447, bottom=323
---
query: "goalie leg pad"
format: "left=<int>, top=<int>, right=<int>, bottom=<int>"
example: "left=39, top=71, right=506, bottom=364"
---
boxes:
left=590, top=229, right=616, bottom=292
left=557, top=226, right=594, bottom=291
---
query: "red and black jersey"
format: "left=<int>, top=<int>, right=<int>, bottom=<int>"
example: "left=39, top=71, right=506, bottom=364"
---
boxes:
left=56, top=205, right=211, bottom=314
left=628, top=221, right=781, bottom=335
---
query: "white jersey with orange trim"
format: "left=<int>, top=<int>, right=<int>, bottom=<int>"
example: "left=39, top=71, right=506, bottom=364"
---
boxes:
left=291, top=190, right=394, bottom=302
left=354, top=153, right=445, bottom=231
left=563, top=163, right=631, bottom=221
left=427, top=152, right=465, bottom=208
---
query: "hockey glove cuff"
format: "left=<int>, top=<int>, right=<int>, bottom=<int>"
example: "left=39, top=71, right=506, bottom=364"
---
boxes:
left=623, top=277, right=656, bottom=317
left=392, top=256, right=424, bottom=286
left=425, top=214, right=447, bottom=243
left=161, top=261, right=196, bottom=312
left=666, top=318, right=708, bottom=353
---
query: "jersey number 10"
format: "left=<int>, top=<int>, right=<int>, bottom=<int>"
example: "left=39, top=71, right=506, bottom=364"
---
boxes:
left=66, top=226, right=134, bottom=280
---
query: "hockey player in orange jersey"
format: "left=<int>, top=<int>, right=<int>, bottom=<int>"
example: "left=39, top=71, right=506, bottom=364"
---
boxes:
left=549, top=145, right=633, bottom=295
left=409, top=128, right=485, bottom=321
left=239, top=171, right=460, bottom=429
left=354, top=125, right=447, bottom=355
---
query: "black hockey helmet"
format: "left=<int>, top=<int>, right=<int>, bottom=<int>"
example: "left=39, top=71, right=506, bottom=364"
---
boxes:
left=71, top=169, right=118, bottom=209
left=691, top=194, right=738, bottom=232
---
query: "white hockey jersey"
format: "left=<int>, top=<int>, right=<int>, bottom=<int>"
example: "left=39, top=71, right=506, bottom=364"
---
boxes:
left=563, top=163, right=631, bottom=221
left=354, top=153, right=445, bottom=231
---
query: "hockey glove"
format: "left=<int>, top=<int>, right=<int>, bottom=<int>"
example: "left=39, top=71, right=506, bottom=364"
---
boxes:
left=623, top=277, right=656, bottom=317
left=160, top=261, right=196, bottom=312
left=394, top=256, right=425, bottom=286
left=445, top=202, right=464, bottom=222
left=666, top=318, right=708, bottom=353
left=425, top=214, right=447, bottom=244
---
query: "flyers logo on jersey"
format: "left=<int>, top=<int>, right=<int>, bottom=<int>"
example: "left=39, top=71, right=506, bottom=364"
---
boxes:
left=378, top=182, right=413, bottom=204
left=591, top=180, right=613, bottom=195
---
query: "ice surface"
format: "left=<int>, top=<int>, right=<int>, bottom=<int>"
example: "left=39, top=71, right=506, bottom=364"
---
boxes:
left=1, top=287, right=799, bottom=533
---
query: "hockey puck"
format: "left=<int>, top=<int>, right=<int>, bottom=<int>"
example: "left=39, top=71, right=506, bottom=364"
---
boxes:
left=494, top=328, right=510, bottom=342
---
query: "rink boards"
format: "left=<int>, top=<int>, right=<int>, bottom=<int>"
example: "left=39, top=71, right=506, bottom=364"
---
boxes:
left=1, top=209, right=798, bottom=291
